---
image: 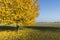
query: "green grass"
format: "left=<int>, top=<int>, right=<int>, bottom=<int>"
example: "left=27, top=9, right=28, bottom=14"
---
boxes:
left=34, top=22, right=60, bottom=27
left=0, top=26, right=60, bottom=40
left=17, top=28, right=60, bottom=40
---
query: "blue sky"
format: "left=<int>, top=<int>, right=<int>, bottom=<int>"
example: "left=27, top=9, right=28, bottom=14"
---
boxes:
left=36, top=0, right=60, bottom=22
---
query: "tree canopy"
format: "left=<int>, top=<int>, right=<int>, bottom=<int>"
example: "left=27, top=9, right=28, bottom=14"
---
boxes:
left=0, top=0, right=39, bottom=27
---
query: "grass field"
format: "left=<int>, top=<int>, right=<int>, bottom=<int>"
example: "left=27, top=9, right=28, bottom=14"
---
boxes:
left=34, top=22, right=60, bottom=27
left=0, top=22, right=60, bottom=40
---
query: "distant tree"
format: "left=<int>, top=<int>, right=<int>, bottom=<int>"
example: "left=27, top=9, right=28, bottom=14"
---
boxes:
left=0, top=0, right=39, bottom=30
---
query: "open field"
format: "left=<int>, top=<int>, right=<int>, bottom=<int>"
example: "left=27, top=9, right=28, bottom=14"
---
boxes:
left=33, top=22, right=60, bottom=27
left=0, top=22, right=60, bottom=40
left=0, top=26, right=60, bottom=40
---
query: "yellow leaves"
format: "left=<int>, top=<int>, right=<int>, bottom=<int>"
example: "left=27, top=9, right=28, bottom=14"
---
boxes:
left=0, top=30, right=19, bottom=40
left=25, top=19, right=35, bottom=26
left=5, top=0, right=11, bottom=3
left=3, top=20, right=12, bottom=26
left=0, top=0, right=39, bottom=26
left=0, top=7, right=5, bottom=12
left=13, top=22, right=17, bottom=27
left=17, top=22, right=23, bottom=26
left=0, top=19, right=2, bottom=23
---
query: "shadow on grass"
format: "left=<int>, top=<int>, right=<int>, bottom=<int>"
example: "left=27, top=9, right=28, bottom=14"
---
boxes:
left=26, top=26, right=60, bottom=32
left=0, top=26, right=17, bottom=31
left=0, top=26, right=60, bottom=32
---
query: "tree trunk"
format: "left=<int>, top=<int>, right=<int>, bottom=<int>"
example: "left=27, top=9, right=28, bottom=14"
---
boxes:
left=17, top=26, right=19, bottom=31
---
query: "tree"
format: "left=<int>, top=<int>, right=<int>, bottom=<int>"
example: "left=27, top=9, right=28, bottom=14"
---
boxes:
left=0, top=0, right=39, bottom=29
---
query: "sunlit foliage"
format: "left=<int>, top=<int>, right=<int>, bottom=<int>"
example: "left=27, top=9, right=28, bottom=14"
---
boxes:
left=0, top=0, right=39, bottom=26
